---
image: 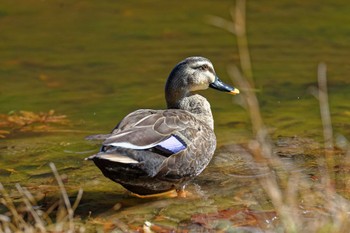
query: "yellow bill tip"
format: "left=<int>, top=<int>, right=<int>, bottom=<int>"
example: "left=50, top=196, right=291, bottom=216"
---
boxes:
left=230, top=88, right=240, bottom=95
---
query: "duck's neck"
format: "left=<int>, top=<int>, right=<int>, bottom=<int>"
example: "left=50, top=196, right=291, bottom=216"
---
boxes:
left=166, top=92, right=214, bottom=129
left=165, top=85, right=186, bottom=108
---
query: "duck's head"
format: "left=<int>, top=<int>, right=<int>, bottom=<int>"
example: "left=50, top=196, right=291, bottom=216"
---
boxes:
left=165, top=56, right=239, bottom=108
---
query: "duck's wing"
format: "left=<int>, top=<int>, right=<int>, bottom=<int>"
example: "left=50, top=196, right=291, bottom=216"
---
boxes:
left=90, top=109, right=216, bottom=183
left=102, top=109, right=192, bottom=154
left=85, top=134, right=112, bottom=141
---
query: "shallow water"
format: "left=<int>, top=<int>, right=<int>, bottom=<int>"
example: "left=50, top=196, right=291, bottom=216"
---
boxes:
left=1, top=0, right=350, bottom=231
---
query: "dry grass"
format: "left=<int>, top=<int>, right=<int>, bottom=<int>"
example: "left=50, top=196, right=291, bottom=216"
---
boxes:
left=0, top=163, right=83, bottom=233
left=210, top=0, right=350, bottom=232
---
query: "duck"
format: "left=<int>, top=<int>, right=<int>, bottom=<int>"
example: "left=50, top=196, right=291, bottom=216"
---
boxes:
left=86, top=56, right=239, bottom=196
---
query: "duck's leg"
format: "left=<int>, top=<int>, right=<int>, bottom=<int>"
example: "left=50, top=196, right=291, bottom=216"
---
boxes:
left=127, top=186, right=191, bottom=198
left=176, top=185, right=190, bottom=198
left=129, top=190, right=178, bottom=198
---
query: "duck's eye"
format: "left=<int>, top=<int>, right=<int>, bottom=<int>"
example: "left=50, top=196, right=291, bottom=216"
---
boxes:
left=198, top=65, right=209, bottom=71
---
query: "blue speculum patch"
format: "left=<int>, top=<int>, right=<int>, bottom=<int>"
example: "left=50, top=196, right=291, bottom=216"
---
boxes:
left=155, top=135, right=187, bottom=155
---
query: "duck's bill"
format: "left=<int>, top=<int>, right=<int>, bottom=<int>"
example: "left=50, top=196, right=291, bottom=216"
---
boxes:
left=209, top=76, right=240, bottom=95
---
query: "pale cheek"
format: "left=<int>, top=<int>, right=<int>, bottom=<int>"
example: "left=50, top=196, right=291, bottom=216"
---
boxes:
left=190, top=82, right=209, bottom=91
left=188, top=71, right=213, bottom=91
left=208, top=73, right=216, bottom=83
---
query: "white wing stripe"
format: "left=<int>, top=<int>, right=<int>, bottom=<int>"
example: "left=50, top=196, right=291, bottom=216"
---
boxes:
left=107, top=141, right=159, bottom=150
left=99, top=154, right=139, bottom=164
left=133, top=114, right=155, bottom=126
left=105, top=131, right=133, bottom=140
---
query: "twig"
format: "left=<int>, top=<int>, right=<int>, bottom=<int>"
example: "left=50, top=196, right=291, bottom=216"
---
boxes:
left=317, top=63, right=334, bottom=150
left=317, top=63, right=335, bottom=183
left=228, top=65, right=263, bottom=135
left=15, top=184, right=46, bottom=233
left=49, top=162, right=74, bottom=233
left=207, top=15, right=236, bottom=34
left=231, top=0, right=253, bottom=85
left=0, top=183, right=26, bottom=229
left=72, top=188, right=83, bottom=212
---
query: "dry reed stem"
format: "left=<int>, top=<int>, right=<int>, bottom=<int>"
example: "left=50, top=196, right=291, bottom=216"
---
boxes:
left=15, top=184, right=46, bottom=232
left=208, top=0, right=253, bottom=86
left=230, top=0, right=253, bottom=85
left=222, top=1, right=300, bottom=231
left=211, top=0, right=350, bottom=232
left=318, top=63, right=334, bottom=150
left=227, top=65, right=263, bottom=135
left=317, top=63, right=336, bottom=184
left=49, top=162, right=74, bottom=233
left=0, top=164, right=84, bottom=233
left=0, top=183, right=26, bottom=231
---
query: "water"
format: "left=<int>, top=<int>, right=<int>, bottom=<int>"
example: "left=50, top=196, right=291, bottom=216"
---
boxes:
left=1, top=0, right=350, bottom=231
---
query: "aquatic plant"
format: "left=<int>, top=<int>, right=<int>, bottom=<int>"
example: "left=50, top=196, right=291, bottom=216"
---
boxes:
left=0, top=110, right=69, bottom=138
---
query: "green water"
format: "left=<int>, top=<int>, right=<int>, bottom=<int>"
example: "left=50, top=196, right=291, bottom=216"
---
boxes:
left=1, top=0, right=350, bottom=231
